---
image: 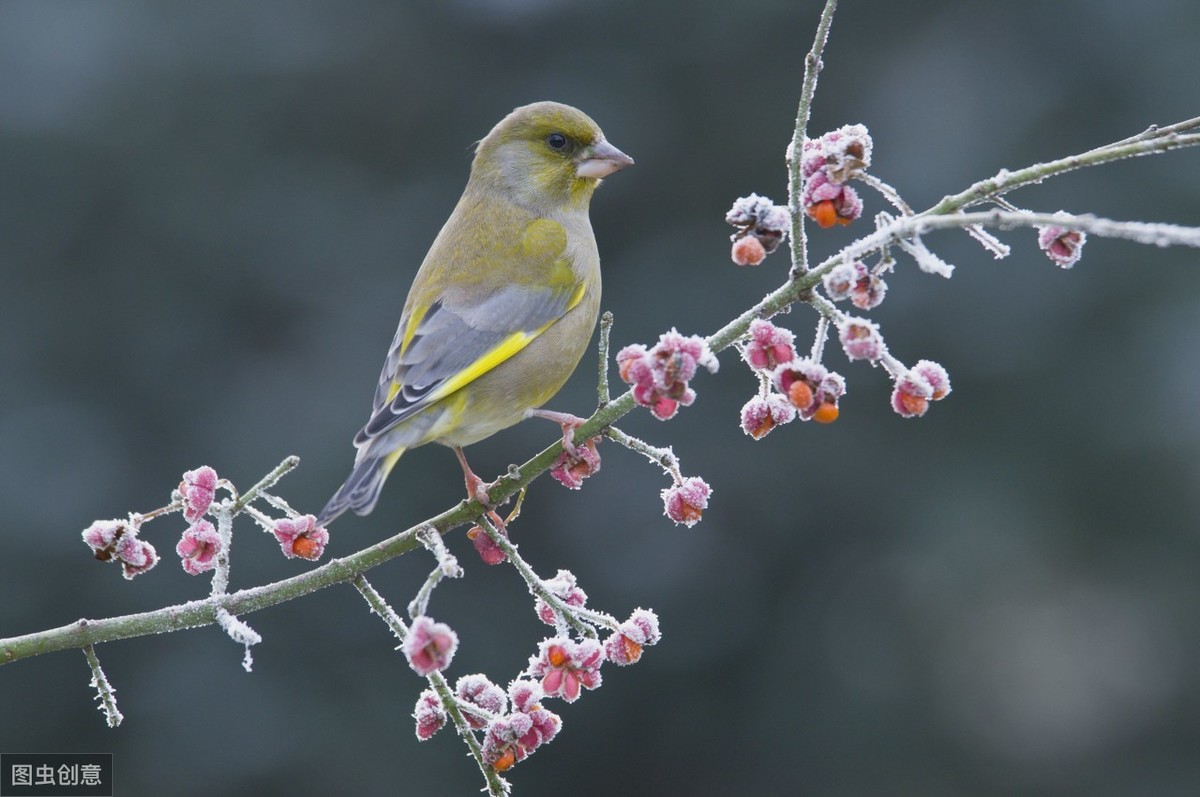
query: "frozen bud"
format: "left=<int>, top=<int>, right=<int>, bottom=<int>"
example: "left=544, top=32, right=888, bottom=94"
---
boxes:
left=1037, top=223, right=1086, bottom=268
left=653, top=329, right=719, bottom=384
left=82, top=519, right=129, bottom=561
left=176, top=520, right=222, bottom=575
left=508, top=679, right=545, bottom=714
left=661, top=476, right=712, bottom=527
left=82, top=519, right=158, bottom=579
left=731, top=235, right=767, bottom=266
left=913, top=359, right=951, bottom=400
left=414, top=689, right=447, bottom=741
left=616, top=343, right=650, bottom=386
left=403, top=616, right=459, bottom=676
left=179, top=466, right=218, bottom=523
left=743, top=318, right=797, bottom=371
left=812, top=371, right=845, bottom=424
left=823, top=261, right=865, bottom=301
left=726, top=193, right=790, bottom=258
left=802, top=124, right=873, bottom=183
left=521, top=704, right=561, bottom=753
left=825, top=260, right=886, bottom=309
left=456, top=674, right=506, bottom=729
left=837, top=316, right=885, bottom=362
left=119, top=539, right=159, bottom=580
left=891, top=369, right=933, bottom=418
left=891, top=360, right=951, bottom=418
left=549, top=435, right=601, bottom=490
left=483, top=713, right=535, bottom=772
left=535, top=569, right=588, bottom=626
left=467, top=522, right=506, bottom=565
left=726, top=193, right=790, bottom=237
left=626, top=608, right=662, bottom=645
left=506, top=679, right=561, bottom=754
left=772, top=358, right=843, bottom=421
left=529, top=638, right=604, bottom=703
left=803, top=173, right=863, bottom=229
left=740, top=393, right=796, bottom=439
left=851, top=271, right=887, bottom=310
left=604, top=608, right=662, bottom=666
left=271, top=515, right=329, bottom=561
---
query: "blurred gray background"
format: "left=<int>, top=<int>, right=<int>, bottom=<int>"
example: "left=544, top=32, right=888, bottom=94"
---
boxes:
left=2, top=1, right=1199, bottom=795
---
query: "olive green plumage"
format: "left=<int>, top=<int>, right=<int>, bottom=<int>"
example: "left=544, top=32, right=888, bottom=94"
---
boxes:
left=319, top=102, right=633, bottom=524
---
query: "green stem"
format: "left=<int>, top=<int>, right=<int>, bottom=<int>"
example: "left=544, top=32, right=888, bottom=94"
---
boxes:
left=475, top=514, right=595, bottom=639
left=925, top=132, right=1200, bottom=216
left=230, top=455, right=300, bottom=514
left=787, top=0, right=840, bottom=276
left=597, top=310, right=613, bottom=406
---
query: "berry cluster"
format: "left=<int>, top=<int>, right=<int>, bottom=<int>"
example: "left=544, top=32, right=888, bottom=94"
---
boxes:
left=617, top=329, right=718, bottom=420
left=82, top=464, right=331, bottom=581
left=408, top=576, right=661, bottom=776
left=800, top=124, right=872, bottom=228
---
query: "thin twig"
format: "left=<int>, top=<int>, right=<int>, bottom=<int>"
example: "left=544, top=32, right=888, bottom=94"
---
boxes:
left=787, top=0, right=840, bottom=278
left=597, top=310, right=613, bottom=407
left=352, top=574, right=506, bottom=797
left=230, top=455, right=301, bottom=514
left=475, top=514, right=595, bottom=639
left=83, top=644, right=122, bottom=728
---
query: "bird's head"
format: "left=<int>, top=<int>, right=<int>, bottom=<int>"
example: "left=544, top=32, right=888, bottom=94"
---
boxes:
left=471, top=101, right=633, bottom=213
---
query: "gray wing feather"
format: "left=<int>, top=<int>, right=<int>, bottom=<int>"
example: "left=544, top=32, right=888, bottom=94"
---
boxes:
left=356, top=283, right=575, bottom=444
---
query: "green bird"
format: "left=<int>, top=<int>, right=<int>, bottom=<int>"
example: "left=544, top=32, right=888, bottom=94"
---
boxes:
left=318, top=102, right=633, bottom=525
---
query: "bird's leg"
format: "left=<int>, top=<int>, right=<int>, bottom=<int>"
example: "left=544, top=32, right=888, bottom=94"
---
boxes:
left=454, top=445, right=508, bottom=534
left=454, top=446, right=494, bottom=506
left=527, top=408, right=586, bottom=457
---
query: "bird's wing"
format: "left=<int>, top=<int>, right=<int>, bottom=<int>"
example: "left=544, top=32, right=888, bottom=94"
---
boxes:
left=355, top=278, right=586, bottom=445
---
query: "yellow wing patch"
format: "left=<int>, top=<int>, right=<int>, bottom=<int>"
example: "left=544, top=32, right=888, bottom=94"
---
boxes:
left=395, top=281, right=588, bottom=407
left=425, top=328, right=540, bottom=403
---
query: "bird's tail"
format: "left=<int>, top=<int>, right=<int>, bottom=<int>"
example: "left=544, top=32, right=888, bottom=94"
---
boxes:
left=317, top=447, right=406, bottom=526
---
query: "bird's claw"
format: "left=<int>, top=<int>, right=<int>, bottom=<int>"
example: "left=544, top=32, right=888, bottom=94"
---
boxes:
left=529, top=408, right=586, bottom=457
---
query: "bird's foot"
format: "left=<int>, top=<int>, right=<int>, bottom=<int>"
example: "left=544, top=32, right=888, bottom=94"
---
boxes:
left=528, top=408, right=587, bottom=457
left=455, top=446, right=498, bottom=509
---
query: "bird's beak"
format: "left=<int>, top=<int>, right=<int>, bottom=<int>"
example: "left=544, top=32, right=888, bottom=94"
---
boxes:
left=576, top=138, right=634, bottom=179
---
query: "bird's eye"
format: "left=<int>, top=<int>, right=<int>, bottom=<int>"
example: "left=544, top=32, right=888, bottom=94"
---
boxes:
left=546, top=132, right=569, bottom=151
